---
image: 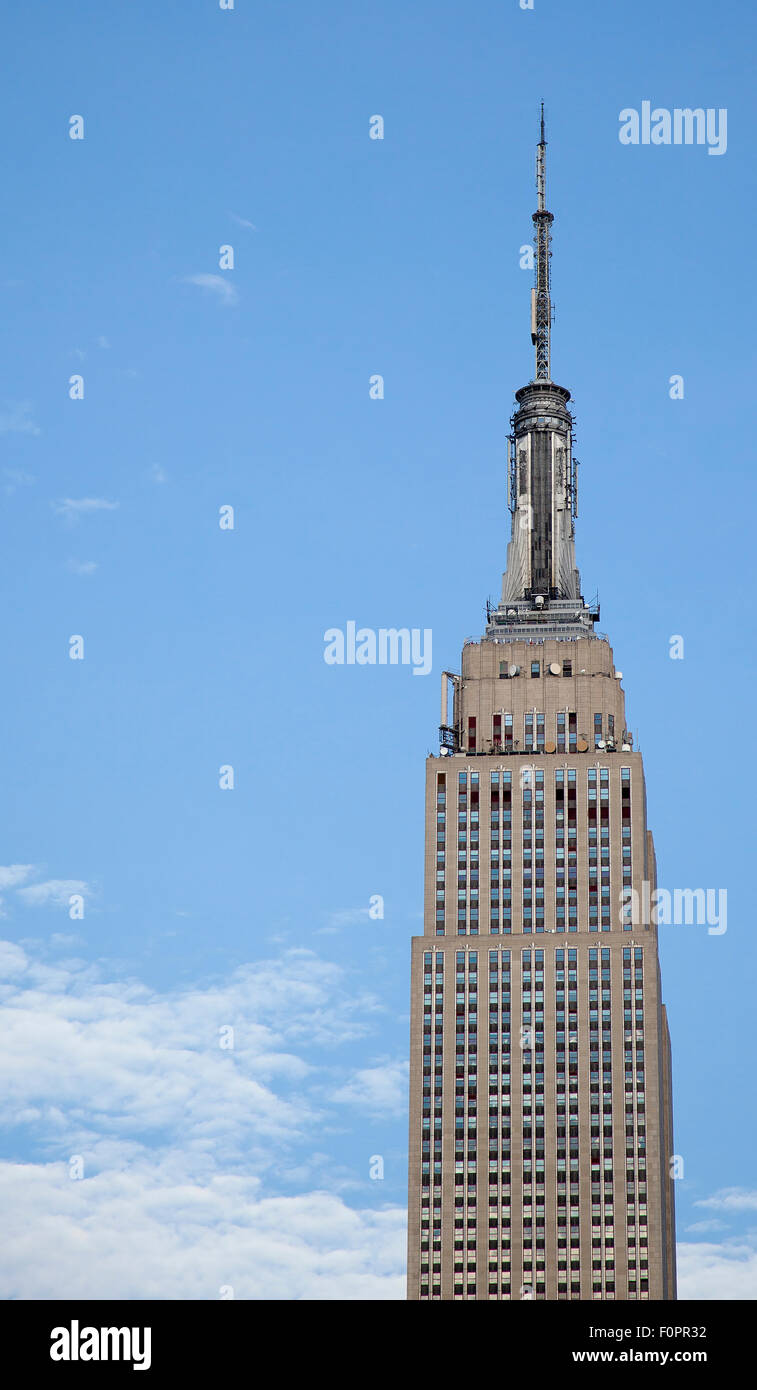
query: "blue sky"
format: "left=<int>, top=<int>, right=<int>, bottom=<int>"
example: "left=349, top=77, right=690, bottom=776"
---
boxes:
left=0, top=0, right=755, bottom=1298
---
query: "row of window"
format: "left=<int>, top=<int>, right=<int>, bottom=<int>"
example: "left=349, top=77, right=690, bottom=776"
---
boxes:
left=436, top=768, right=634, bottom=936
left=418, top=947, right=648, bottom=1298
left=470, top=710, right=621, bottom=754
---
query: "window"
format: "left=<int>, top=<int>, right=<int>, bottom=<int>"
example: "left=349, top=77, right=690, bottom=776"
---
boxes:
left=563, top=660, right=572, bottom=677
left=531, top=662, right=540, bottom=679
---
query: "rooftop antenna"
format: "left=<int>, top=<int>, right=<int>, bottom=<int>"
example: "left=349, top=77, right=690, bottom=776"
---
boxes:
left=536, top=101, right=546, bottom=210
left=530, top=101, right=554, bottom=382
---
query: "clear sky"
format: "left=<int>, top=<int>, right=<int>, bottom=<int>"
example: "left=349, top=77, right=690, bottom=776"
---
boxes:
left=0, top=0, right=755, bottom=1299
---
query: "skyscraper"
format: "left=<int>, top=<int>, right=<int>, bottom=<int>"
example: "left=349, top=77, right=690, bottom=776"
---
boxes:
left=407, top=111, right=676, bottom=1302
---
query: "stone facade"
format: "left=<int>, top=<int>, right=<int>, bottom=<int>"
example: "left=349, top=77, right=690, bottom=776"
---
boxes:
left=407, top=637, right=676, bottom=1300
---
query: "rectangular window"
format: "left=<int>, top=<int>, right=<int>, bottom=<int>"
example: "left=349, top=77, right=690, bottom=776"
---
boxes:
left=467, top=717, right=476, bottom=753
left=531, top=662, right=540, bottom=679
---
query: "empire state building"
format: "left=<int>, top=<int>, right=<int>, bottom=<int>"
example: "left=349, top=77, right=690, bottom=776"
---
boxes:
left=407, top=112, right=676, bottom=1302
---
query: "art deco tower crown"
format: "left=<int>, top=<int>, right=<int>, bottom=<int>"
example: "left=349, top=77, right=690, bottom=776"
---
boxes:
left=487, top=106, right=598, bottom=644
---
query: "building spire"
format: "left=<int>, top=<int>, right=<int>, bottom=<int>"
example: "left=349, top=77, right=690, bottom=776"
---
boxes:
left=485, top=107, right=600, bottom=639
left=531, top=102, right=553, bottom=381
left=536, top=100, right=546, bottom=209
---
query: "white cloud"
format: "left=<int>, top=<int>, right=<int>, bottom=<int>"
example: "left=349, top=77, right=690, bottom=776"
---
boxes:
left=230, top=212, right=256, bottom=230
left=685, top=1219, right=728, bottom=1234
left=3, top=466, right=35, bottom=495
left=67, top=559, right=97, bottom=577
left=0, top=402, right=40, bottom=436
left=148, top=463, right=167, bottom=484
left=332, top=1060, right=409, bottom=1118
left=0, top=1159, right=405, bottom=1300
left=677, top=1238, right=757, bottom=1299
left=0, top=940, right=400, bottom=1298
left=53, top=498, right=119, bottom=523
left=97, top=336, right=109, bottom=349
left=16, top=880, right=88, bottom=908
left=0, top=865, right=37, bottom=918
left=695, top=1188, right=757, bottom=1212
left=0, top=941, right=28, bottom=976
left=320, top=907, right=371, bottom=931
left=182, top=274, right=238, bottom=307
left=0, top=866, right=36, bottom=890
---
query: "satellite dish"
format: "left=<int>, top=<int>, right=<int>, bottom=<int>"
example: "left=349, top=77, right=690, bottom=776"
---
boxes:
left=544, top=740, right=556, bottom=754
left=509, top=664, right=520, bottom=677
left=577, top=739, right=589, bottom=752
left=615, top=671, right=623, bottom=679
left=597, top=740, right=606, bottom=749
left=549, top=662, right=560, bottom=676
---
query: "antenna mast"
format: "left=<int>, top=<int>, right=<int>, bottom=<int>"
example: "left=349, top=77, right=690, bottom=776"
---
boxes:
left=530, top=102, right=553, bottom=381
